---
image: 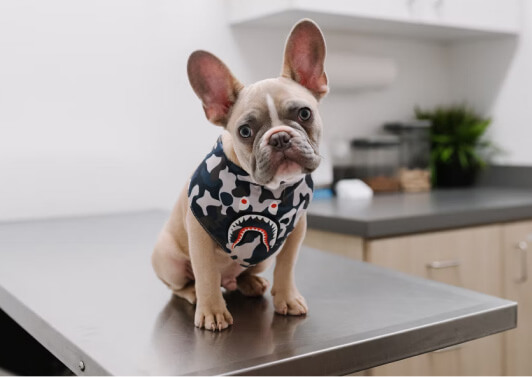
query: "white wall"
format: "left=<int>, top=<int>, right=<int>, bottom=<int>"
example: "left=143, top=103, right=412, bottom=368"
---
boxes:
left=0, top=0, right=451, bottom=221
left=449, top=1, right=532, bottom=165
left=231, top=27, right=452, bottom=142
left=0, top=0, right=246, bottom=221
left=320, top=31, right=451, bottom=142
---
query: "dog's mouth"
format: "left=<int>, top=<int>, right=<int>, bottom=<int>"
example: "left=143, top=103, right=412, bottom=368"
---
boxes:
left=253, top=138, right=321, bottom=186
left=228, top=214, right=278, bottom=251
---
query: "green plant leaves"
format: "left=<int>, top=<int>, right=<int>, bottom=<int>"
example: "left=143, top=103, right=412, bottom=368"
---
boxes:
left=415, top=104, right=496, bottom=170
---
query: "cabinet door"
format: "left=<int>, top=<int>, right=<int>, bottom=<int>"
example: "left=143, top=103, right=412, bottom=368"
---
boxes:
left=502, top=220, right=532, bottom=375
left=366, top=225, right=504, bottom=375
left=303, top=229, right=364, bottom=260
left=434, top=0, right=522, bottom=33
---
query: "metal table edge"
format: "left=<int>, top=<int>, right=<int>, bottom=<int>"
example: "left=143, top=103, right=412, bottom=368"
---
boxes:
left=0, top=285, right=110, bottom=376
left=218, top=301, right=517, bottom=376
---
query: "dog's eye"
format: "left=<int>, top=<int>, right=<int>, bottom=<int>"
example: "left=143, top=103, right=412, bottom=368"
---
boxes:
left=298, top=107, right=312, bottom=122
left=238, top=125, right=252, bottom=138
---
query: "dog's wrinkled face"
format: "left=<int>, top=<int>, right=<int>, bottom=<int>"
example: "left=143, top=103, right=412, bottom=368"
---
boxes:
left=187, top=19, right=328, bottom=188
left=226, top=77, right=322, bottom=188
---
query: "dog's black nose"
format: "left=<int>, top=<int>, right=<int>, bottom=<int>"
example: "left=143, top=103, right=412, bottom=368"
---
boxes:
left=269, top=131, right=291, bottom=150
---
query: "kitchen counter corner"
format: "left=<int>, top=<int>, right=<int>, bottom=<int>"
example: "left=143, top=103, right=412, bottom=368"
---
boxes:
left=307, top=187, right=532, bottom=238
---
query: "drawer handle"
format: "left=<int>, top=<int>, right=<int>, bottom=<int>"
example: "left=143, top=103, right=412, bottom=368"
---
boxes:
left=426, top=260, right=460, bottom=269
left=516, top=241, right=528, bottom=284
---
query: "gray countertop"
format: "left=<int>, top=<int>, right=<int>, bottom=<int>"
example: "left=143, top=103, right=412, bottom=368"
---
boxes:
left=0, top=211, right=516, bottom=375
left=307, top=187, right=532, bottom=238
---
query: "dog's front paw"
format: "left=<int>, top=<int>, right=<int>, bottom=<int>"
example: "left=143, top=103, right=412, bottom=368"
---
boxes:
left=272, top=288, right=308, bottom=316
left=194, top=301, right=233, bottom=331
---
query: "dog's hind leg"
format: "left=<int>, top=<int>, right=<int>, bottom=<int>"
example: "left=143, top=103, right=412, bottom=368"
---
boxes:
left=152, top=228, right=196, bottom=303
left=172, top=282, right=197, bottom=305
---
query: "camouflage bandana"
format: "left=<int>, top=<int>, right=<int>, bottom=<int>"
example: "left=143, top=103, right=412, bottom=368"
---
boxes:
left=188, top=137, right=313, bottom=268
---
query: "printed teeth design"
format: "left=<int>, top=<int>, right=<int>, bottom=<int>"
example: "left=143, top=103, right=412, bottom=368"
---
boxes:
left=228, top=214, right=278, bottom=239
left=228, top=214, right=278, bottom=250
left=233, top=227, right=270, bottom=251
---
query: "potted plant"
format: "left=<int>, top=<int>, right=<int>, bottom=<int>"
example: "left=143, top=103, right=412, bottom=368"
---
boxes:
left=415, top=104, right=495, bottom=187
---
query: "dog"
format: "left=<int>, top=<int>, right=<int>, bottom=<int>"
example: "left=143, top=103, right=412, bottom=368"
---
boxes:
left=152, top=19, right=328, bottom=331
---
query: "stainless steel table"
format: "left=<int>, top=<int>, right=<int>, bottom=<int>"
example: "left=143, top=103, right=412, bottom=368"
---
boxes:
left=0, top=211, right=516, bottom=375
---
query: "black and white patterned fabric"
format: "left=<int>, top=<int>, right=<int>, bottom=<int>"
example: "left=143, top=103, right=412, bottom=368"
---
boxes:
left=188, top=138, right=313, bottom=267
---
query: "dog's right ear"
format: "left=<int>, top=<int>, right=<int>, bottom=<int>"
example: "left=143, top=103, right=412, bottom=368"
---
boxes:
left=187, top=50, right=243, bottom=126
left=282, top=19, right=328, bottom=100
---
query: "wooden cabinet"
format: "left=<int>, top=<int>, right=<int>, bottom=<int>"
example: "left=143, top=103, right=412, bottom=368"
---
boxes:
left=365, top=225, right=504, bottom=375
left=365, top=225, right=503, bottom=296
left=304, top=229, right=364, bottom=260
left=501, top=221, right=532, bottom=375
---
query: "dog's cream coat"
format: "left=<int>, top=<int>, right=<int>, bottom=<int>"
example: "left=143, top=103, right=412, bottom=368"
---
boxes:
left=152, top=19, right=328, bottom=331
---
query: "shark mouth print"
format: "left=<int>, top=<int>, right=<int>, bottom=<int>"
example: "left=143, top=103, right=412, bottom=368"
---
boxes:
left=228, top=214, right=278, bottom=252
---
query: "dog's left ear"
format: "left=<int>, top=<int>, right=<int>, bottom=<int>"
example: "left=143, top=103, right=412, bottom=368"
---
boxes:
left=282, top=19, right=328, bottom=100
left=187, top=50, right=244, bottom=126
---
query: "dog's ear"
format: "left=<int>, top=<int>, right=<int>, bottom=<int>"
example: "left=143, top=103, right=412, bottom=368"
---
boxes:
left=281, top=19, right=328, bottom=100
left=187, top=50, right=243, bottom=126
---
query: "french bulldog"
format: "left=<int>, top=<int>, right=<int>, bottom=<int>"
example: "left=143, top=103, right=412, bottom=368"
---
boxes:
left=152, top=19, right=328, bottom=331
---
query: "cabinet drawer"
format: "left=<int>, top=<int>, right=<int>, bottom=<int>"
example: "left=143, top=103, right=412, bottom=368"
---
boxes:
left=366, top=224, right=502, bottom=296
left=366, top=224, right=504, bottom=375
